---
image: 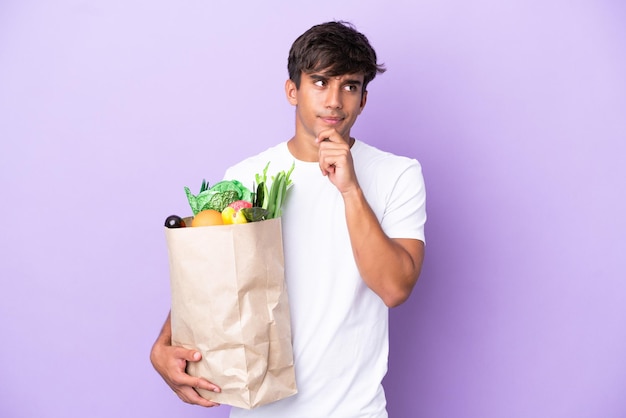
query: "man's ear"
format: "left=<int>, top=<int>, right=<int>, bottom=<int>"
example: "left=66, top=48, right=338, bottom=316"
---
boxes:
left=285, top=79, right=298, bottom=105
left=359, top=90, right=368, bottom=114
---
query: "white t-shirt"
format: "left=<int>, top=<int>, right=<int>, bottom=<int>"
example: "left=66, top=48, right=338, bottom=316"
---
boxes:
left=225, top=140, right=426, bottom=418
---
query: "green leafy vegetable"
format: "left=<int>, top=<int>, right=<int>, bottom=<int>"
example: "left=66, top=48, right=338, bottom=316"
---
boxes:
left=255, top=161, right=295, bottom=219
left=184, top=162, right=294, bottom=221
left=185, top=179, right=253, bottom=215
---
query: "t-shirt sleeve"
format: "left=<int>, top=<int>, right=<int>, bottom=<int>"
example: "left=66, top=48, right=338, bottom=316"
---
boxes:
left=222, top=159, right=258, bottom=184
left=381, top=160, right=427, bottom=243
left=222, top=166, right=237, bottom=181
left=222, top=143, right=291, bottom=184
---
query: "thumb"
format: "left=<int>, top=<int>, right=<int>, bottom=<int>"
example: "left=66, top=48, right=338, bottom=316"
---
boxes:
left=175, top=346, right=202, bottom=362
left=188, top=350, right=202, bottom=362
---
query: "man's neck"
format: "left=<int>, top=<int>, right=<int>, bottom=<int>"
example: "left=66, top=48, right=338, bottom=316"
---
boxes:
left=287, top=136, right=317, bottom=162
left=287, top=135, right=355, bottom=162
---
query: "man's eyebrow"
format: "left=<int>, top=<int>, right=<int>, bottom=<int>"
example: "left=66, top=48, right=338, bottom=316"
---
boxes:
left=343, top=78, right=363, bottom=86
left=309, top=74, right=363, bottom=86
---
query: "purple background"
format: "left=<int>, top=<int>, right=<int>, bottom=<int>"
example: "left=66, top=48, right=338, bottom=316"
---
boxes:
left=1, top=1, right=625, bottom=417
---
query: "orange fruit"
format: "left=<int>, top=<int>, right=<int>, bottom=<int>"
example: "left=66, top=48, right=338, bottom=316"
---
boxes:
left=191, top=209, right=224, bottom=227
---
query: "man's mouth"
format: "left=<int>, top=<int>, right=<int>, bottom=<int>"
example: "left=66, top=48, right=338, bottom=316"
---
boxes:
left=319, top=115, right=344, bottom=125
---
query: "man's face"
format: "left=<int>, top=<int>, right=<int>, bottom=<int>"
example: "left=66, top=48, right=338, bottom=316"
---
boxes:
left=286, top=71, right=368, bottom=143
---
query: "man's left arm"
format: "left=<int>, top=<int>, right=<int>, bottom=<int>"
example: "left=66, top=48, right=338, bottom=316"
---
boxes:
left=342, top=188, right=424, bottom=307
left=317, top=130, right=425, bottom=307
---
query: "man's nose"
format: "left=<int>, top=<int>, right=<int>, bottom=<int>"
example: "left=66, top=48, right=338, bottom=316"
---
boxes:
left=325, top=87, right=343, bottom=109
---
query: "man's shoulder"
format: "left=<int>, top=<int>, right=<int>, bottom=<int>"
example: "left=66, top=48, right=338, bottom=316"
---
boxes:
left=353, top=140, right=422, bottom=172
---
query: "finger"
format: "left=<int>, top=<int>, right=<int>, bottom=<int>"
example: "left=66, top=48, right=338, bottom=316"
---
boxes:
left=170, top=368, right=221, bottom=393
left=164, top=349, right=221, bottom=393
left=318, top=142, right=350, bottom=161
left=193, top=376, right=222, bottom=393
left=176, top=386, right=221, bottom=408
left=319, top=150, right=347, bottom=171
left=316, top=128, right=342, bottom=144
left=317, top=153, right=335, bottom=176
left=170, top=346, right=202, bottom=362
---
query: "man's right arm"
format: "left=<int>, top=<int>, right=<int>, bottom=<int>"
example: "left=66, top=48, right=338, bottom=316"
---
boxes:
left=150, top=311, right=222, bottom=407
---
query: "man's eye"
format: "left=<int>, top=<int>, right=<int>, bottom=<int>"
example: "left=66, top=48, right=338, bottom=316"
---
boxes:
left=344, top=84, right=358, bottom=92
left=313, top=79, right=326, bottom=87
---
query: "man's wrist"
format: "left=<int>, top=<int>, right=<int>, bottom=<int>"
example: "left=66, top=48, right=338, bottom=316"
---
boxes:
left=341, top=186, right=368, bottom=213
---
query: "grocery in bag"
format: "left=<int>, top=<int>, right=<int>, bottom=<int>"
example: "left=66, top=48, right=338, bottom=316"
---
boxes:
left=163, top=163, right=297, bottom=409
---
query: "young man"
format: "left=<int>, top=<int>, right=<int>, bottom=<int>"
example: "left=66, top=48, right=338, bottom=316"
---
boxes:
left=151, top=21, right=426, bottom=417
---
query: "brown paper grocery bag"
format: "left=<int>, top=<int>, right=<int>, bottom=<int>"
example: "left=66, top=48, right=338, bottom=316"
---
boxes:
left=164, top=217, right=297, bottom=409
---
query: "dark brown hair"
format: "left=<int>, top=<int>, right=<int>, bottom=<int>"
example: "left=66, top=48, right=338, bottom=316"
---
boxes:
left=287, top=21, right=386, bottom=91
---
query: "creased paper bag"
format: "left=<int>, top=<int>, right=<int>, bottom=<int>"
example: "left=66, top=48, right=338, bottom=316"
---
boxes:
left=164, top=217, right=297, bottom=409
